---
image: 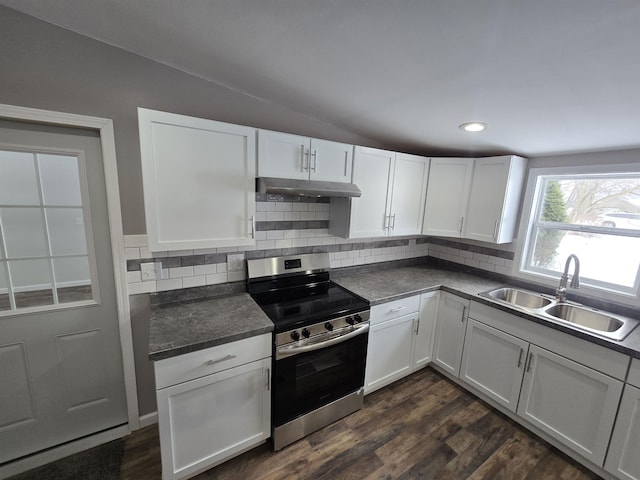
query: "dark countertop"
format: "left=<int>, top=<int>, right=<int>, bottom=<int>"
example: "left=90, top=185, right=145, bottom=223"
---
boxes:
left=334, top=265, right=640, bottom=360
left=148, top=293, right=273, bottom=361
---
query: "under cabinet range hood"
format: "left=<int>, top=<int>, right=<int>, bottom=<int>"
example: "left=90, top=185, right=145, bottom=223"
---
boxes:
left=257, top=177, right=361, bottom=198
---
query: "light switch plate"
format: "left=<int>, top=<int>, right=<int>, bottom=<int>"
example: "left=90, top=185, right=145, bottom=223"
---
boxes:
left=227, top=253, right=245, bottom=272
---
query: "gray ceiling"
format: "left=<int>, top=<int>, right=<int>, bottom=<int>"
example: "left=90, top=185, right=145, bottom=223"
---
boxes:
left=2, top=0, right=640, bottom=157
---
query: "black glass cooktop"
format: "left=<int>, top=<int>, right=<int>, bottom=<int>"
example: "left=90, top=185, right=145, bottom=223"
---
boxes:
left=250, top=280, right=369, bottom=333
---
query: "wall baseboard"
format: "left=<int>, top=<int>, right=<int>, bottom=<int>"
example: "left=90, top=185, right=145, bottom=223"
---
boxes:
left=138, top=411, right=158, bottom=428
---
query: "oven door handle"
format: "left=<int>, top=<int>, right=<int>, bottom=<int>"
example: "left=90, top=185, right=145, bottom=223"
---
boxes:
left=276, top=324, right=369, bottom=359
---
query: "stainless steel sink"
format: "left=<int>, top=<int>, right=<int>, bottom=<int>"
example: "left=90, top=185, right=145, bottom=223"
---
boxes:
left=542, top=303, right=638, bottom=341
left=479, top=286, right=639, bottom=341
left=482, top=287, right=553, bottom=309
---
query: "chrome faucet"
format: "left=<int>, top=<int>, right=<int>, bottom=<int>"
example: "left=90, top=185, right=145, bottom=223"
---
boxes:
left=556, top=254, right=580, bottom=303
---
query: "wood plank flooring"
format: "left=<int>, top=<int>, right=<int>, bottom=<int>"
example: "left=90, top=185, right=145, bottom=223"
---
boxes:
left=121, top=368, right=601, bottom=480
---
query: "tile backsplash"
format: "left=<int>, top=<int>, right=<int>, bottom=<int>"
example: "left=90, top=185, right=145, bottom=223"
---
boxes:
left=125, top=194, right=430, bottom=294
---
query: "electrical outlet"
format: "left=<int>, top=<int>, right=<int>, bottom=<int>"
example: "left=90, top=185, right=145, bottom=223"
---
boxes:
left=140, top=262, right=162, bottom=280
left=227, top=253, right=245, bottom=272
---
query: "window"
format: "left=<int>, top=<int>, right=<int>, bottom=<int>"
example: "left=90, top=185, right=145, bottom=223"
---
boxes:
left=519, top=168, right=640, bottom=297
left=0, top=148, right=96, bottom=313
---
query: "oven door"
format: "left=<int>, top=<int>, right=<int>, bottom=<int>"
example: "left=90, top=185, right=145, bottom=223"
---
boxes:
left=273, top=326, right=368, bottom=428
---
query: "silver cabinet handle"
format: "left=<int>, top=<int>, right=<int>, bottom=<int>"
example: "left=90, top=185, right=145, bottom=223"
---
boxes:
left=265, top=367, right=270, bottom=391
left=383, top=214, right=390, bottom=229
left=311, top=150, right=317, bottom=172
left=249, top=216, right=255, bottom=239
left=525, top=352, right=534, bottom=373
left=461, top=305, right=467, bottom=322
left=459, top=216, right=465, bottom=235
left=493, top=220, right=499, bottom=241
left=302, top=147, right=310, bottom=172
left=415, top=318, right=420, bottom=335
left=517, top=348, right=524, bottom=368
left=390, top=214, right=396, bottom=230
left=390, top=306, right=406, bottom=313
left=203, top=354, right=236, bottom=367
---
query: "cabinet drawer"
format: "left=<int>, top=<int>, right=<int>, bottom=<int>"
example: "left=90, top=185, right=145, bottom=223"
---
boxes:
left=370, top=295, right=420, bottom=325
left=155, top=334, right=271, bottom=389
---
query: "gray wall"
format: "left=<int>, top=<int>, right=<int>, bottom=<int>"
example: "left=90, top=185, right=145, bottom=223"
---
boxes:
left=0, top=6, right=383, bottom=235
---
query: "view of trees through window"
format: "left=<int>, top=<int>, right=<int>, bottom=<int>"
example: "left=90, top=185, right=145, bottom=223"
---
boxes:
left=525, top=174, right=640, bottom=293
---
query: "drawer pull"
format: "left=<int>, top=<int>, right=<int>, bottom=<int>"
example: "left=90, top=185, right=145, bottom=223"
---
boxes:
left=203, top=354, right=236, bottom=367
left=389, top=306, right=406, bottom=313
left=517, top=348, right=524, bottom=368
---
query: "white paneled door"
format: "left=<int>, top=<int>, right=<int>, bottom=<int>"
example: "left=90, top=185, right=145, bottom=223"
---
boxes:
left=0, top=120, right=127, bottom=463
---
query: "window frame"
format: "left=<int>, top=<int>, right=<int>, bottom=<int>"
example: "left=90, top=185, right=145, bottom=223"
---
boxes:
left=514, top=163, right=640, bottom=305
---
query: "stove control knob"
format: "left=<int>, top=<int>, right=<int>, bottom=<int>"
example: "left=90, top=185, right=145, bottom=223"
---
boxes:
left=346, top=316, right=355, bottom=325
left=324, top=322, right=334, bottom=332
left=301, top=328, right=311, bottom=338
left=354, top=314, right=363, bottom=323
left=291, top=331, right=300, bottom=341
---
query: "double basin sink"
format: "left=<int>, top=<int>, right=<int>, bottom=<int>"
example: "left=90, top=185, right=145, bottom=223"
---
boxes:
left=479, top=287, right=639, bottom=341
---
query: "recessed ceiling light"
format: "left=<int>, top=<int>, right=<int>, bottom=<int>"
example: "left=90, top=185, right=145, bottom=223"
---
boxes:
left=459, top=122, right=487, bottom=132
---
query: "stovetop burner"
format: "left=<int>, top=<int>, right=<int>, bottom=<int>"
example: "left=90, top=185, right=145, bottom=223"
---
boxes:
left=247, top=253, right=369, bottom=333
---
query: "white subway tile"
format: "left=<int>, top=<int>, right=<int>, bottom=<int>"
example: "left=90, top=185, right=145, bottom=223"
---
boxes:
left=206, top=273, right=227, bottom=285
left=217, top=263, right=228, bottom=273
left=128, top=281, right=157, bottom=294
left=257, top=239, right=276, bottom=249
left=267, top=231, right=284, bottom=240
left=478, top=261, right=496, bottom=272
left=284, top=211, right=301, bottom=221
left=183, top=275, right=206, bottom=288
left=139, top=247, right=154, bottom=259
left=169, top=266, right=194, bottom=278
left=334, top=251, right=348, bottom=260
left=125, top=247, right=141, bottom=260
left=347, top=250, right=361, bottom=258
left=321, top=237, right=336, bottom=245
left=300, top=211, right=316, bottom=221
left=157, top=278, right=183, bottom=291
left=255, top=231, right=267, bottom=241
left=341, top=258, right=355, bottom=267
left=315, top=211, right=330, bottom=221
left=464, top=258, right=480, bottom=268
left=217, top=246, right=239, bottom=253
left=255, top=211, right=267, bottom=221
left=292, top=238, right=309, bottom=247
left=266, top=211, right=285, bottom=221
left=292, top=203, right=309, bottom=212
left=127, top=271, right=142, bottom=283
left=283, top=230, right=300, bottom=239
left=167, top=249, right=193, bottom=257
left=194, top=264, right=217, bottom=276
left=275, top=239, right=292, bottom=248
left=275, top=202, right=293, bottom=212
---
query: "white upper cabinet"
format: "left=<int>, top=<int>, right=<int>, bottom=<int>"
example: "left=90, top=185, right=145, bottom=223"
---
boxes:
left=463, top=155, right=527, bottom=244
left=422, top=158, right=474, bottom=238
left=390, top=153, right=430, bottom=236
left=138, top=108, right=256, bottom=252
left=257, top=130, right=353, bottom=183
left=329, top=147, right=429, bottom=238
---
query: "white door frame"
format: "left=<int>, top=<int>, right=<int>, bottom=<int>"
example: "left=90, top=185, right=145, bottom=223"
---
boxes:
left=0, top=103, right=139, bottom=474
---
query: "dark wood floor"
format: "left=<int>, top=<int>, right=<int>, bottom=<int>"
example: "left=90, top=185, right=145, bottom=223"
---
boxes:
left=122, top=368, right=601, bottom=480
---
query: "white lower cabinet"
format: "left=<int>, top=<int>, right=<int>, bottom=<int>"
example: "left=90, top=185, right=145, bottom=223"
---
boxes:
left=605, top=359, right=640, bottom=480
left=154, top=335, right=271, bottom=480
left=517, top=344, right=623, bottom=466
left=432, top=292, right=469, bottom=377
left=460, top=319, right=529, bottom=412
left=364, top=293, right=438, bottom=394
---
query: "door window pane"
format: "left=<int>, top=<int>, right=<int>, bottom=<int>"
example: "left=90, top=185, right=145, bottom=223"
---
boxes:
left=9, top=259, right=54, bottom=309
left=1, top=208, right=48, bottom=258
left=0, top=151, right=40, bottom=205
left=0, top=149, right=95, bottom=313
left=38, top=154, right=83, bottom=206
left=46, top=208, right=87, bottom=256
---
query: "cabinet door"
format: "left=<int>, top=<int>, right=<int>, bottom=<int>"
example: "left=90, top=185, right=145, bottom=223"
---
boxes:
left=460, top=319, right=529, bottom=412
left=348, top=146, right=393, bottom=238
left=257, top=130, right=310, bottom=180
left=157, top=358, right=271, bottom=480
left=139, top=108, right=256, bottom=251
left=432, top=292, right=469, bottom=377
left=517, top=345, right=623, bottom=466
left=365, top=313, right=416, bottom=394
left=463, top=155, right=526, bottom=244
left=605, top=384, right=640, bottom=480
left=309, top=138, right=353, bottom=183
left=388, top=153, right=429, bottom=236
left=422, top=157, right=474, bottom=237
left=413, top=291, right=439, bottom=369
